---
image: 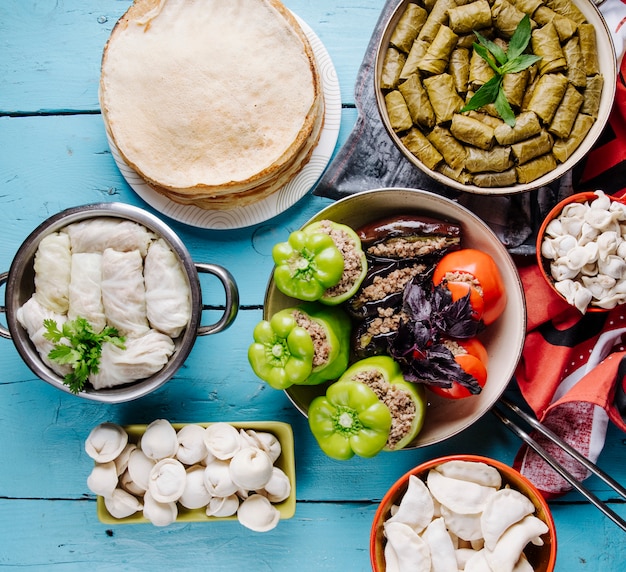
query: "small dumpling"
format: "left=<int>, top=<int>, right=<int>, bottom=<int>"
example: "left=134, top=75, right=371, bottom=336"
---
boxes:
left=33, top=232, right=72, bottom=314
left=387, top=475, right=434, bottom=533
left=384, top=521, right=431, bottom=572
left=435, top=460, right=502, bottom=488
left=441, top=505, right=483, bottom=541
left=421, top=517, right=457, bottom=572
left=427, top=468, right=497, bottom=515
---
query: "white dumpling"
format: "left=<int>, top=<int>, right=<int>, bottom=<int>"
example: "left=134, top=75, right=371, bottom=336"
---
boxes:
left=143, top=489, right=178, bottom=527
left=384, top=521, right=431, bottom=572
left=87, top=461, right=118, bottom=497
left=435, top=460, right=502, bottom=488
left=427, top=469, right=497, bottom=515
left=421, top=517, right=458, bottom=572
left=464, top=549, right=492, bottom=572
left=481, top=488, right=537, bottom=550
left=68, top=252, right=106, bottom=333
left=63, top=218, right=155, bottom=256
left=104, top=488, right=143, bottom=519
left=89, top=330, right=174, bottom=389
left=441, top=505, right=483, bottom=542
left=84, top=422, right=129, bottom=462
left=144, top=238, right=191, bottom=338
left=33, top=232, right=72, bottom=314
left=387, top=475, right=434, bottom=534
left=176, top=424, right=209, bottom=465
left=100, top=248, right=149, bottom=337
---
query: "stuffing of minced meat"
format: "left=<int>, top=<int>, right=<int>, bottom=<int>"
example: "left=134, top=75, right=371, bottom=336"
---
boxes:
left=350, top=370, right=416, bottom=450
left=441, top=270, right=483, bottom=295
left=366, top=236, right=458, bottom=259
left=354, top=265, right=425, bottom=305
left=442, top=338, right=467, bottom=356
left=292, top=310, right=329, bottom=368
left=365, top=308, right=406, bottom=338
left=317, top=220, right=363, bottom=296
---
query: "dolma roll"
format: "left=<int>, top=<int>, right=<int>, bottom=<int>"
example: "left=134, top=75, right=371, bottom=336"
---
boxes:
left=418, top=0, right=456, bottom=43
left=449, top=48, right=470, bottom=94
left=511, top=0, right=543, bottom=15
left=390, top=3, right=428, bottom=53
left=469, top=48, right=495, bottom=90
left=467, top=111, right=505, bottom=130
left=450, top=113, right=495, bottom=150
left=473, top=168, right=517, bottom=187
left=447, top=0, right=492, bottom=35
left=552, top=113, right=595, bottom=162
left=438, top=163, right=473, bottom=184
left=546, top=0, right=586, bottom=25
left=516, top=153, right=557, bottom=183
left=380, top=47, right=406, bottom=89
left=532, top=6, right=578, bottom=42
left=402, top=128, right=444, bottom=170
left=563, top=36, right=587, bottom=89
left=398, top=73, right=436, bottom=129
left=494, top=110, right=542, bottom=145
left=385, top=90, right=413, bottom=132
left=491, top=0, right=528, bottom=39
left=466, top=146, right=514, bottom=173
left=581, top=74, right=604, bottom=119
left=511, top=130, right=553, bottom=165
left=579, top=24, right=601, bottom=77
left=400, top=39, right=429, bottom=79
left=427, top=125, right=467, bottom=170
left=531, top=22, right=567, bottom=75
left=418, top=24, right=458, bottom=76
left=526, top=73, right=569, bottom=123
left=502, top=68, right=530, bottom=109
left=423, top=73, right=465, bottom=124
left=549, top=84, right=585, bottom=138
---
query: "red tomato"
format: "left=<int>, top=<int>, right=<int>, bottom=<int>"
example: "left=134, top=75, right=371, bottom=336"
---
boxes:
left=433, top=249, right=507, bottom=325
left=429, top=338, right=488, bottom=399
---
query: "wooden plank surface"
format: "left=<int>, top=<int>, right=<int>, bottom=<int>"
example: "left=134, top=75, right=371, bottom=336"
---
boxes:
left=1, top=1, right=626, bottom=570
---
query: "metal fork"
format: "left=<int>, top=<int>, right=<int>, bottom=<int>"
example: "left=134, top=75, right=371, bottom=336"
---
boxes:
left=492, top=396, right=626, bottom=533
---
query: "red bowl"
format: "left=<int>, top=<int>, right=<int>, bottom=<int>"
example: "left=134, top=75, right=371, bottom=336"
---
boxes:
left=370, top=454, right=557, bottom=572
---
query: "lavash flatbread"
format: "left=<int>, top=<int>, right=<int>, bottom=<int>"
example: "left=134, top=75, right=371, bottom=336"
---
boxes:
left=100, top=0, right=324, bottom=209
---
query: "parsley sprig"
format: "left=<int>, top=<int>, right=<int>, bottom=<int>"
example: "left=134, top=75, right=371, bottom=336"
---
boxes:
left=460, top=15, right=542, bottom=126
left=43, top=317, right=126, bottom=394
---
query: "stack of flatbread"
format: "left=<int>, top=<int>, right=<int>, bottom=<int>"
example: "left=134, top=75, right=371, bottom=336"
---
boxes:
left=100, top=0, right=324, bottom=210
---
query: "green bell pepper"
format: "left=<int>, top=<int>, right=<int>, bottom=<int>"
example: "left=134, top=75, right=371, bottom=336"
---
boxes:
left=308, top=380, right=392, bottom=460
left=248, top=303, right=351, bottom=390
left=272, top=230, right=344, bottom=302
left=338, top=356, right=427, bottom=451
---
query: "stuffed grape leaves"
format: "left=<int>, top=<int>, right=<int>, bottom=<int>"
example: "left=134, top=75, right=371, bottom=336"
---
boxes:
left=579, top=24, right=601, bottom=77
left=516, top=153, right=557, bottom=183
left=526, top=73, right=569, bottom=123
left=401, top=128, right=444, bottom=170
left=549, top=84, right=584, bottom=138
left=581, top=74, right=604, bottom=119
left=531, top=22, right=567, bottom=75
left=552, top=113, right=595, bottom=162
left=426, top=125, right=467, bottom=170
left=390, top=3, right=428, bottom=53
left=469, top=48, right=495, bottom=90
left=450, top=114, right=495, bottom=150
left=494, top=111, right=542, bottom=145
left=502, top=68, right=530, bottom=109
left=465, top=146, right=513, bottom=173
left=532, top=6, right=578, bottom=42
left=449, top=48, right=470, bottom=94
left=381, top=47, right=406, bottom=90
left=385, top=90, right=413, bottom=132
left=447, top=0, right=492, bottom=35
left=398, top=73, right=436, bottom=129
left=547, top=0, right=586, bottom=25
left=400, top=39, right=430, bottom=79
left=423, top=73, right=465, bottom=124
left=511, top=0, right=543, bottom=15
left=563, top=36, right=587, bottom=88
left=438, top=163, right=473, bottom=184
left=511, top=130, right=553, bottom=164
left=418, top=24, right=458, bottom=76
left=418, top=0, right=456, bottom=43
left=467, top=111, right=505, bottom=130
left=492, top=0, right=528, bottom=39
left=473, top=168, right=518, bottom=187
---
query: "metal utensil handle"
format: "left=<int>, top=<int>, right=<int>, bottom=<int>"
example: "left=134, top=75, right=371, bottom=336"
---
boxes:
left=195, top=263, right=239, bottom=336
left=0, top=271, right=10, bottom=339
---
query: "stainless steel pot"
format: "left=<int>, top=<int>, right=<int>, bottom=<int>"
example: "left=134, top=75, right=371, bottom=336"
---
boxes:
left=0, top=202, right=239, bottom=403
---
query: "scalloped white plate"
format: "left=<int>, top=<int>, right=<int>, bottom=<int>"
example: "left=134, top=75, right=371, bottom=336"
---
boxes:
left=108, top=15, right=341, bottom=230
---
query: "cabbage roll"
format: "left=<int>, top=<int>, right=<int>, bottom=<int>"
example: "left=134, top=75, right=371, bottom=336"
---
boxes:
left=63, top=218, right=155, bottom=257
left=400, top=39, right=430, bottom=79
left=511, top=131, right=553, bottom=165
left=417, top=0, right=456, bottom=43
left=549, top=84, right=585, bottom=138
left=473, top=168, right=518, bottom=187
left=34, top=232, right=71, bottom=314
left=579, top=24, right=600, bottom=76
left=552, top=113, right=595, bottom=162
left=398, top=74, right=436, bottom=129
left=449, top=48, right=470, bottom=94
left=491, top=0, right=528, bottom=39
left=390, top=3, right=427, bottom=53
left=89, top=330, right=175, bottom=389
left=563, top=36, right=587, bottom=88
left=516, top=153, right=557, bottom=183
left=494, top=111, right=542, bottom=145
left=427, top=125, right=467, bottom=170
left=401, top=128, right=444, bottom=170
left=466, top=146, right=513, bottom=173
left=546, top=0, right=586, bottom=25
left=469, top=48, right=495, bottom=90
left=526, top=73, right=569, bottom=123
left=447, top=0, right=492, bottom=35
left=101, top=248, right=149, bottom=338
left=16, top=295, right=72, bottom=376
left=581, top=75, right=604, bottom=119
left=450, top=114, right=494, bottom=150
left=144, top=238, right=191, bottom=338
left=423, top=73, right=465, bottom=124
left=68, top=252, right=106, bottom=333
left=532, top=6, right=578, bottom=42
left=380, top=47, right=406, bottom=90
left=418, top=24, right=458, bottom=76
left=385, top=90, right=413, bottom=132
left=531, top=22, right=566, bottom=75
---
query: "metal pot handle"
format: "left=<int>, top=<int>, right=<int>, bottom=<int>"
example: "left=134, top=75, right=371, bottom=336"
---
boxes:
left=194, top=263, right=239, bottom=336
left=0, top=271, right=10, bottom=339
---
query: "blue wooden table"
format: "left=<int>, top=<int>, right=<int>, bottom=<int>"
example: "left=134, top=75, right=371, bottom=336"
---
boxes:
left=1, top=1, right=626, bottom=570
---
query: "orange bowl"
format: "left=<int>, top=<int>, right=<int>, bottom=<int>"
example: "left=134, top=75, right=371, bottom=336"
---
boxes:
left=370, top=454, right=557, bottom=572
left=536, top=191, right=626, bottom=313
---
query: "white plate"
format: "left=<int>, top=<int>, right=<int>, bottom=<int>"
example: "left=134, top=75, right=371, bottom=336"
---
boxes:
left=108, top=15, right=341, bottom=230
